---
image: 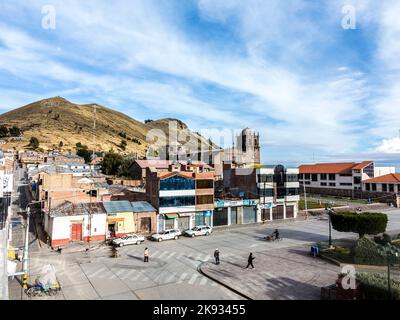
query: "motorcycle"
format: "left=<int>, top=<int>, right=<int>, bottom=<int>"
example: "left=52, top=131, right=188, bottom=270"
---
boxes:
left=25, top=282, right=61, bottom=297
left=264, top=234, right=282, bottom=242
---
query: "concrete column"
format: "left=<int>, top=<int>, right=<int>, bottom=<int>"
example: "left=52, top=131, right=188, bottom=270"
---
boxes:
left=283, top=203, right=287, bottom=220
left=227, top=207, right=232, bottom=225
left=270, top=207, right=273, bottom=221
left=256, top=205, right=262, bottom=223
left=397, top=194, right=400, bottom=208
left=237, top=206, right=244, bottom=225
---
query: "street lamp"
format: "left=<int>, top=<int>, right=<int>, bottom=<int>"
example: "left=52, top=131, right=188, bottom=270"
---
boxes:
left=377, top=244, right=400, bottom=300
left=325, top=206, right=334, bottom=248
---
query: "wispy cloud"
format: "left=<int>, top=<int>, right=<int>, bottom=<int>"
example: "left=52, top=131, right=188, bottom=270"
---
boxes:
left=0, top=0, right=398, bottom=166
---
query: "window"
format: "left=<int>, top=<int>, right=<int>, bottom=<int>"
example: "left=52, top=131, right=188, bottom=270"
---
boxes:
left=196, top=179, right=213, bottom=189
left=340, top=183, right=352, bottom=186
left=389, top=184, right=394, bottom=192
left=305, top=181, right=311, bottom=185
left=160, top=175, right=195, bottom=191
left=258, top=174, right=273, bottom=183
left=159, top=196, right=195, bottom=207
left=305, top=174, right=310, bottom=180
left=365, top=183, right=370, bottom=191
left=320, top=182, right=327, bottom=186
left=329, top=174, right=336, bottom=180
left=286, top=174, right=298, bottom=182
left=299, top=174, right=304, bottom=179
left=382, top=184, right=387, bottom=192
left=329, top=183, right=336, bottom=187
left=286, top=188, right=299, bottom=196
left=258, top=188, right=274, bottom=197
left=353, top=177, right=361, bottom=184
left=372, top=184, right=377, bottom=191
left=312, top=174, right=318, bottom=182
left=320, top=174, right=327, bottom=180
left=196, top=195, right=213, bottom=205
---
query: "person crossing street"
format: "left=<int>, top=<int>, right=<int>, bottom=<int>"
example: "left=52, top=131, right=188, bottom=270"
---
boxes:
left=144, top=247, right=149, bottom=262
left=214, top=249, right=220, bottom=265
left=246, top=253, right=255, bottom=269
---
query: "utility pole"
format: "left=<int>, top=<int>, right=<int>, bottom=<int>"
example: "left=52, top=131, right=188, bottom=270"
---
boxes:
left=303, top=183, right=308, bottom=220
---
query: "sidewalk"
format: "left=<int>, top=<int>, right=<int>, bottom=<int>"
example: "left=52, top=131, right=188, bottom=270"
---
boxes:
left=199, top=245, right=339, bottom=300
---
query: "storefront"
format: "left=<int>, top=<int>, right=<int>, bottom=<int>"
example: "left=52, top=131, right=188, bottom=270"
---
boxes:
left=195, top=211, right=212, bottom=226
left=213, top=207, right=228, bottom=226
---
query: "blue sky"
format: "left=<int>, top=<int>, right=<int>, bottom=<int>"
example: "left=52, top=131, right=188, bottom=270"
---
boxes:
left=0, top=0, right=400, bottom=168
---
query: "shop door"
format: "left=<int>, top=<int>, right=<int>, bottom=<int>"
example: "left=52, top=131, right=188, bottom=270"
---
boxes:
left=140, top=217, right=152, bottom=233
left=243, top=206, right=256, bottom=224
left=261, top=209, right=270, bottom=221
left=230, top=207, right=237, bottom=225
left=165, top=218, right=175, bottom=230
left=71, top=224, right=82, bottom=241
left=213, top=209, right=228, bottom=226
left=286, top=206, right=294, bottom=218
left=178, top=217, right=190, bottom=231
left=272, top=205, right=284, bottom=220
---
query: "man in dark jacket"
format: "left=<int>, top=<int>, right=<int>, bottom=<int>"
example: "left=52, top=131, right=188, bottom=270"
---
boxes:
left=214, top=249, right=220, bottom=265
left=246, top=253, right=255, bottom=269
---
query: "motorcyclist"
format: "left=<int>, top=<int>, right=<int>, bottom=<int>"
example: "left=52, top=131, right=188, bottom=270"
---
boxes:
left=272, top=229, right=280, bottom=240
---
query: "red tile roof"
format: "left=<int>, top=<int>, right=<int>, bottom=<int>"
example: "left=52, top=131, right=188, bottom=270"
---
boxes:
left=299, top=161, right=373, bottom=174
left=364, top=173, right=400, bottom=183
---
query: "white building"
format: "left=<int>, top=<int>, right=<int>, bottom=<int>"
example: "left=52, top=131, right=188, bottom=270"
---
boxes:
left=257, top=166, right=300, bottom=220
left=363, top=173, right=400, bottom=193
left=299, top=161, right=395, bottom=191
left=43, top=201, right=107, bottom=247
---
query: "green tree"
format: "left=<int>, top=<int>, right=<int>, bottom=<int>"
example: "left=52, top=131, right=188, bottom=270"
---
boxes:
left=29, top=137, right=39, bottom=149
left=0, top=125, right=8, bottom=137
left=331, top=212, right=388, bottom=238
left=100, top=151, right=123, bottom=175
left=117, top=156, right=135, bottom=178
left=75, top=143, right=92, bottom=163
left=9, top=126, right=21, bottom=137
left=119, top=139, right=127, bottom=151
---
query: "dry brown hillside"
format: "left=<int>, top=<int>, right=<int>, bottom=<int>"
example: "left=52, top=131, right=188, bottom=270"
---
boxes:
left=0, top=96, right=216, bottom=156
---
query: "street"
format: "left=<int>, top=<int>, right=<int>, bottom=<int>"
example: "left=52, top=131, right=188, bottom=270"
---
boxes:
left=8, top=207, right=400, bottom=300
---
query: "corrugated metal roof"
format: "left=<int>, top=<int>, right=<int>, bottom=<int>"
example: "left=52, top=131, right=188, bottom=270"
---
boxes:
left=131, top=201, right=156, bottom=213
left=103, top=201, right=133, bottom=213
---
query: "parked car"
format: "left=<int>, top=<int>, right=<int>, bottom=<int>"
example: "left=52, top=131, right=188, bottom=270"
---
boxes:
left=112, top=234, right=145, bottom=247
left=184, top=225, right=213, bottom=237
left=151, top=229, right=182, bottom=242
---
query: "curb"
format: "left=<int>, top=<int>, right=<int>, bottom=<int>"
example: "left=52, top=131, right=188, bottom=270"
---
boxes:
left=197, top=262, right=252, bottom=300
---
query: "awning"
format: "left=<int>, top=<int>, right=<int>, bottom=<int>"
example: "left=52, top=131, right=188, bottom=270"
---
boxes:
left=165, top=213, right=178, bottom=219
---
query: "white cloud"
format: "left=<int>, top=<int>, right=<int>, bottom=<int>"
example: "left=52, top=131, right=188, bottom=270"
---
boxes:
left=375, top=137, right=400, bottom=154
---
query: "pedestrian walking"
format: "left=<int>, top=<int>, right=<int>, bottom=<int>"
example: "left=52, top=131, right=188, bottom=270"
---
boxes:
left=246, top=253, right=255, bottom=269
left=214, top=248, right=220, bottom=265
left=144, top=247, right=149, bottom=262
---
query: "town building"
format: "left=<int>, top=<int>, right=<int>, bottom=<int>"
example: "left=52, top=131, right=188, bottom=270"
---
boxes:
left=363, top=173, right=400, bottom=193
left=216, top=164, right=300, bottom=225
left=298, top=161, right=395, bottom=195
left=43, top=201, right=107, bottom=247
left=128, top=159, right=213, bottom=183
left=146, top=163, right=215, bottom=232
left=130, top=201, right=157, bottom=234
left=103, top=201, right=137, bottom=238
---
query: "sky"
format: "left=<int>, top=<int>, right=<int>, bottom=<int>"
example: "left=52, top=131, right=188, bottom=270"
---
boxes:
left=0, top=0, right=399, bottom=169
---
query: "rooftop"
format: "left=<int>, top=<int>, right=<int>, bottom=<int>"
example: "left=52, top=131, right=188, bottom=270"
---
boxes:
left=49, top=201, right=106, bottom=217
left=299, top=161, right=373, bottom=174
left=103, top=200, right=133, bottom=213
left=364, top=173, right=400, bottom=184
left=131, top=201, right=156, bottom=212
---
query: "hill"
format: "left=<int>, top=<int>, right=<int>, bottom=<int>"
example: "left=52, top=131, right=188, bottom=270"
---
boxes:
left=0, top=96, right=217, bottom=157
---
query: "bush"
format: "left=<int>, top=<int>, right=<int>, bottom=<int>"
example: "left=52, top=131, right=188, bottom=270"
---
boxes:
left=29, top=137, right=39, bottom=149
left=331, top=212, right=388, bottom=238
left=374, top=233, right=392, bottom=246
left=352, top=237, right=386, bottom=266
left=357, top=273, right=400, bottom=300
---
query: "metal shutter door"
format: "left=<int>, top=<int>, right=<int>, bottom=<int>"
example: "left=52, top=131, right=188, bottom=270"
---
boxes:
left=243, top=206, right=256, bottom=224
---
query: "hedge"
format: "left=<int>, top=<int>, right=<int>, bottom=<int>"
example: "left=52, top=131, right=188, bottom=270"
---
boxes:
left=357, top=273, right=400, bottom=300
left=331, top=212, right=388, bottom=238
left=352, top=237, right=386, bottom=266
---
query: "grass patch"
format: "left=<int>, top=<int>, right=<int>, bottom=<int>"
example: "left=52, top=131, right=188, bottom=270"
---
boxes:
left=321, top=246, right=354, bottom=264
left=299, top=199, right=340, bottom=210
